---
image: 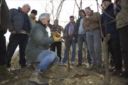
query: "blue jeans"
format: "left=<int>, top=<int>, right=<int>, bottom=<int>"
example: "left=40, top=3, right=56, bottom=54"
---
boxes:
left=86, top=29, right=102, bottom=66
left=36, top=50, right=58, bottom=72
left=62, top=39, right=76, bottom=64
left=77, top=34, right=90, bottom=64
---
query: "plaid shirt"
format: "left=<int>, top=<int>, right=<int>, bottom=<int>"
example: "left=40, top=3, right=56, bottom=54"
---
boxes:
left=50, top=25, right=63, bottom=34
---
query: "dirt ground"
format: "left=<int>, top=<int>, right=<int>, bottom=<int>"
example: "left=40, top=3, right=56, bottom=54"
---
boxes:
left=0, top=43, right=128, bottom=85
left=0, top=63, right=128, bottom=85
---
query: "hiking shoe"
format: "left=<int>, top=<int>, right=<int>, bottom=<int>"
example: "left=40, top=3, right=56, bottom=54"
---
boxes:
left=29, top=72, right=44, bottom=84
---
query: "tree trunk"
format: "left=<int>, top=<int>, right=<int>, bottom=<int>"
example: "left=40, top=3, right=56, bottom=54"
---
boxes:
left=56, top=0, right=65, bottom=19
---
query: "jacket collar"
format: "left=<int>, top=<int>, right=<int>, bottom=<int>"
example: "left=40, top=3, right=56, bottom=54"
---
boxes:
left=105, top=3, right=113, bottom=11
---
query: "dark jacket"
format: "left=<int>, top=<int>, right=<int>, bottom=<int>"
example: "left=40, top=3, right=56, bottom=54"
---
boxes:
left=73, top=17, right=83, bottom=41
left=0, top=0, right=9, bottom=35
left=8, top=8, right=31, bottom=33
left=75, top=17, right=82, bottom=35
left=26, top=22, right=53, bottom=63
left=101, top=3, right=121, bottom=39
left=63, top=22, right=76, bottom=41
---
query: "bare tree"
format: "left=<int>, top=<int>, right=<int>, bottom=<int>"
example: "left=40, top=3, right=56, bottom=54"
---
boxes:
left=72, top=1, right=76, bottom=16
left=75, top=0, right=80, bottom=10
left=48, top=0, right=66, bottom=21
left=50, top=0, right=55, bottom=21
left=45, top=0, right=48, bottom=12
left=80, top=0, right=82, bottom=9
left=74, top=0, right=83, bottom=10
left=56, top=0, right=65, bottom=19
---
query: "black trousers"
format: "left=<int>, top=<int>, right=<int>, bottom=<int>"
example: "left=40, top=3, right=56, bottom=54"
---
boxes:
left=0, top=34, right=6, bottom=65
left=50, top=42, right=62, bottom=62
left=108, top=36, right=122, bottom=71
left=6, top=34, right=28, bottom=67
left=119, top=26, right=128, bottom=72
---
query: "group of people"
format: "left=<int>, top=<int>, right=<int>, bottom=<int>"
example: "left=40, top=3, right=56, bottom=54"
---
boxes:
left=0, top=0, right=128, bottom=84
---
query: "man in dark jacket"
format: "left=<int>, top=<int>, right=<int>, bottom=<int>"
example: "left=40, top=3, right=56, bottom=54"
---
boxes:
left=6, top=4, right=31, bottom=69
left=75, top=10, right=86, bottom=66
left=0, top=0, right=9, bottom=66
left=101, top=0, right=122, bottom=74
left=62, top=16, right=76, bottom=65
left=75, top=10, right=91, bottom=66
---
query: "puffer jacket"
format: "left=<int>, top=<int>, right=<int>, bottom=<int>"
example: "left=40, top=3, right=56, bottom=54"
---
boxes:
left=26, top=22, right=53, bottom=64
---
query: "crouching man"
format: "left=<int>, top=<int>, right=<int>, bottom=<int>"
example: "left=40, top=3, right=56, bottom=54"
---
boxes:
left=26, top=13, right=59, bottom=84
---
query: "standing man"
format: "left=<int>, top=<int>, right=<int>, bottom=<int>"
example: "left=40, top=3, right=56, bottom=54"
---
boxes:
left=29, top=9, right=37, bottom=26
left=75, top=10, right=90, bottom=66
left=101, top=0, right=122, bottom=74
left=62, top=16, right=76, bottom=65
left=6, top=4, right=31, bottom=69
left=50, top=19, right=63, bottom=62
left=0, top=0, right=9, bottom=66
left=83, top=7, right=102, bottom=69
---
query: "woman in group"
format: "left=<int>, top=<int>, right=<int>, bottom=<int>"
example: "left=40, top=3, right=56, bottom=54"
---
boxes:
left=26, top=13, right=59, bottom=84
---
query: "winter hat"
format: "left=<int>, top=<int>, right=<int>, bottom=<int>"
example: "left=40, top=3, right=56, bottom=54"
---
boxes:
left=31, top=9, right=37, bottom=15
left=38, top=13, right=50, bottom=21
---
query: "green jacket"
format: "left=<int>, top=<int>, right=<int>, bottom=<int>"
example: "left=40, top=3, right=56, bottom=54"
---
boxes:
left=26, top=23, right=53, bottom=63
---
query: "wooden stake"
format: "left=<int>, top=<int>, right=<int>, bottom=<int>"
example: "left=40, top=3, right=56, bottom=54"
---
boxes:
left=67, top=48, right=70, bottom=72
left=103, top=37, right=110, bottom=85
left=95, top=0, right=111, bottom=84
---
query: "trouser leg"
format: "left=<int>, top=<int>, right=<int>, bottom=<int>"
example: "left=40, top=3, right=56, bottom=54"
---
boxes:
left=78, top=35, right=84, bottom=64
left=71, top=40, right=76, bottom=62
left=0, top=35, right=6, bottom=65
left=62, top=40, right=71, bottom=64
left=19, top=34, right=28, bottom=67
left=86, top=32, right=95, bottom=65
left=6, top=34, right=19, bottom=67
left=119, top=27, right=128, bottom=72
left=108, top=38, right=122, bottom=71
left=93, top=30, right=102, bottom=66
left=56, top=42, right=62, bottom=62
